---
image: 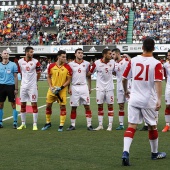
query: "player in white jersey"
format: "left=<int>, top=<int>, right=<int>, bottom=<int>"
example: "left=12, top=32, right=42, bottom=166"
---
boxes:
left=112, top=48, right=130, bottom=130
left=121, top=38, right=166, bottom=166
left=67, top=48, right=94, bottom=131
left=17, top=47, right=41, bottom=131
left=162, top=49, right=170, bottom=132
left=88, top=49, right=115, bottom=131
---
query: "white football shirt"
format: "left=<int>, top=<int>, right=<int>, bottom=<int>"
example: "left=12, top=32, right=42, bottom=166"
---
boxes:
left=164, top=62, right=170, bottom=85
left=90, top=59, right=115, bottom=91
left=123, top=55, right=163, bottom=108
left=69, top=60, right=90, bottom=85
left=18, top=57, right=41, bottom=88
left=114, top=58, right=129, bottom=91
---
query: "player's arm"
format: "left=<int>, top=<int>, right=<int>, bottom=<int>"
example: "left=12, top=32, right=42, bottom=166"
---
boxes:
left=14, top=72, right=18, bottom=95
left=155, top=63, right=163, bottom=111
left=87, top=74, right=91, bottom=94
left=123, top=54, right=131, bottom=61
left=163, top=67, right=167, bottom=82
left=122, top=61, right=131, bottom=99
left=36, top=61, right=41, bottom=81
left=47, top=73, right=54, bottom=92
left=87, top=62, right=96, bottom=76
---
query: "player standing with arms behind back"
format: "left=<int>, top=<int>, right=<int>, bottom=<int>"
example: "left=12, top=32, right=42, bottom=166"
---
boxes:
left=112, top=48, right=130, bottom=130
left=17, top=47, right=41, bottom=130
left=162, top=49, right=170, bottom=132
left=121, top=38, right=166, bottom=166
left=67, top=48, right=94, bottom=131
left=88, top=49, right=115, bottom=131
left=0, top=50, right=18, bottom=128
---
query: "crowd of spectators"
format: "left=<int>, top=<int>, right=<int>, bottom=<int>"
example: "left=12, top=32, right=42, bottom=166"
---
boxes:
left=0, top=3, right=57, bottom=46
left=55, top=3, right=129, bottom=45
left=132, top=2, right=170, bottom=44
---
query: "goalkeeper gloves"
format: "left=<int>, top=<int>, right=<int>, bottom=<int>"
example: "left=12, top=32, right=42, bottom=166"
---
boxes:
left=55, top=86, right=64, bottom=94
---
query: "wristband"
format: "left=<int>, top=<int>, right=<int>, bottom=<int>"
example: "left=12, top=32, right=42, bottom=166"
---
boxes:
left=60, top=86, right=64, bottom=90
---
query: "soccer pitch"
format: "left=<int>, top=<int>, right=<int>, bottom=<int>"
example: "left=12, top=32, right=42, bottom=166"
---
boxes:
left=1, top=80, right=170, bottom=170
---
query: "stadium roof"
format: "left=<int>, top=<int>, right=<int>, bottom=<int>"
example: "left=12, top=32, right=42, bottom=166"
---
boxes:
left=0, top=0, right=169, bottom=6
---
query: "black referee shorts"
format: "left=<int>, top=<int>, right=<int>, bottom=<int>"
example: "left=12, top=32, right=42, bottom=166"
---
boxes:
left=0, top=84, right=16, bottom=103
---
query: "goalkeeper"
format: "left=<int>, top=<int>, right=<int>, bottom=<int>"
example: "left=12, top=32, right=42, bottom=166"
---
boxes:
left=41, top=50, right=72, bottom=132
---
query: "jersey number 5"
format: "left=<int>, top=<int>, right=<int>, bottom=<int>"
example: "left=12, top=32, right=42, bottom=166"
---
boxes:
left=134, top=63, right=149, bottom=81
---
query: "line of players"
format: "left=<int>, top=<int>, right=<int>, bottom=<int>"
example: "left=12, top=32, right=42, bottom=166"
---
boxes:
left=1, top=47, right=170, bottom=133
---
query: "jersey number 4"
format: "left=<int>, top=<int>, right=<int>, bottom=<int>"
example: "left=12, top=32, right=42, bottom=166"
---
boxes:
left=134, top=63, right=149, bottom=81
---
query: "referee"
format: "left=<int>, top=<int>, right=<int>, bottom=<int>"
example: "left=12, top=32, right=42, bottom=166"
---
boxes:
left=0, top=50, right=18, bottom=128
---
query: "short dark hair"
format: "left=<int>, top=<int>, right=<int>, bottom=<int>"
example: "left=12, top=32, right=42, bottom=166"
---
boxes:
left=102, top=49, right=111, bottom=56
left=58, top=50, right=66, bottom=56
left=75, top=48, right=83, bottom=54
left=143, top=38, right=155, bottom=52
left=112, top=48, right=121, bottom=54
left=168, top=49, right=170, bottom=53
left=25, top=46, right=34, bottom=53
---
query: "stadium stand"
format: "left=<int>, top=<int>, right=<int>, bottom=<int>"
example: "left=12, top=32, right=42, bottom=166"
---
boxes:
left=0, top=1, right=169, bottom=45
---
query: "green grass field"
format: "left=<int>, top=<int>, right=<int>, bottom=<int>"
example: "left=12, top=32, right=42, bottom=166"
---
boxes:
left=1, top=80, right=170, bottom=170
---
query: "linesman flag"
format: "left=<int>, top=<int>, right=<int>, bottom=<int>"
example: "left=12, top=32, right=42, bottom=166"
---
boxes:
left=16, top=97, right=33, bottom=113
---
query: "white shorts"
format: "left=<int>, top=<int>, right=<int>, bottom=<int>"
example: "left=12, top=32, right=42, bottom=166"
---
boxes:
left=20, top=88, right=38, bottom=102
left=165, top=84, right=170, bottom=105
left=128, top=105, right=158, bottom=126
left=70, top=84, right=90, bottom=106
left=117, top=90, right=126, bottom=104
left=96, top=90, right=114, bottom=104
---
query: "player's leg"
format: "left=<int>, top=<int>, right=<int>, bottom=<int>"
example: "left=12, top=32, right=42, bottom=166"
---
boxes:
left=84, top=105, right=93, bottom=131
left=67, top=106, right=77, bottom=131
left=28, top=88, right=39, bottom=130
left=58, top=105, right=66, bottom=132
left=106, top=90, right=114, bottom=131
left=116, top=103, right=125, bottom=130
left=106, top=104, right=114, bottom=131
left=122, top=105, right=140, bottom=166
left=142, top=109, right=166, bottom=160
left=162, top=105, right=170, bottom=132
left=41, top=90, right=56, bottom=130
left=17, top=102, right=27, bottom=130
left=8, top=85, right=18, bottom=129
left=162, top=84, right=170, bottom=132
left=31, top=102, right=38, bottom=130
left=0, top=84, right=6, bottom=128
left=58, top=90, right=67, bottom=132
left=17, top=88, right=29, bottom=130
left=80, top=85, right=93, bottom=130
left=0, top=102, right=4, bottom=128
left=41, top=102, right=53, bottom=130
left=67, top=85, right=79, bottom=130
left=116, top=90, right=125, bottom=130
left=95, top=90, right=104, bottom=130
left=10, top=102, right=18, bottom=129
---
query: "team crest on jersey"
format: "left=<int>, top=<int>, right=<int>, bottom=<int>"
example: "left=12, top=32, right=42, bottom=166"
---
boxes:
left=83, top=65, right=85, bottom=67
left=61, top=69, right=64, bottom=71
left=109, top=64, right=112, bottom=67
left=30, top=63, right=33, bottom=66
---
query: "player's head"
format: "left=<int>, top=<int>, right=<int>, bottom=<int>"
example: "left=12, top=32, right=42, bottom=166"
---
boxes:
left=112, top=48, right=121, bottom=61
left=142, top=38, right=155, bottom=53
left=25, top=46, right=34, bottom=58
left=57, top=50, right=66, bottom=64
left=75, top=48, right=83, bottom=60
left=167, top=49, right=170, bottom=60
left=102, top=49, right=112, bottom=61
left=1, top=50, right=9, bottom=61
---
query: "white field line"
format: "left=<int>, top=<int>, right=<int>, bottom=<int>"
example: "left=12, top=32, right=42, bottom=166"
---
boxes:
left=3, top=88, right=96, bottom=122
